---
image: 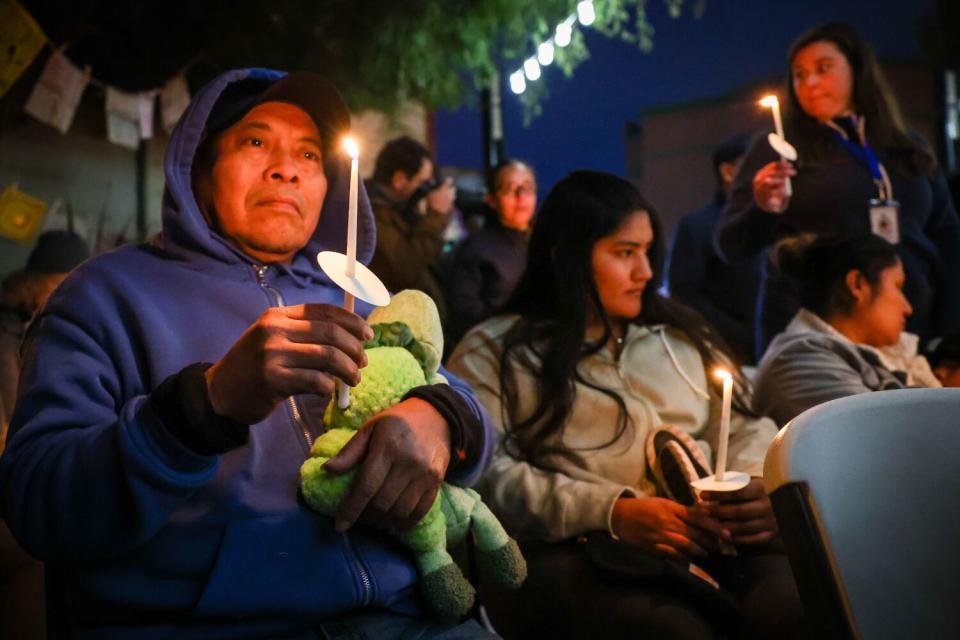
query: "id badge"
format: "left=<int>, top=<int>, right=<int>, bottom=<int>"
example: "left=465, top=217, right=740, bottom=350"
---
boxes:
left=869, top=199, right=900, bottom=244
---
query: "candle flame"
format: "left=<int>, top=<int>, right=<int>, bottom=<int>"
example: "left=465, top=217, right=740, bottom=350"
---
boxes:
left=343, top=136, right=359, bottom=159
left=759, top=95, right=779, bottom=108
left=713, top=368, right=732, bottom=382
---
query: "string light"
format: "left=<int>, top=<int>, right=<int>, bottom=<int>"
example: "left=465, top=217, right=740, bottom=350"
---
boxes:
left=509, top=5, right=600, bottom=95
left=577, top=0, right=596, bottom=26
left=524, top=57, right=541, bottom=81
left=538, top=42, right=555, bottom=66
left=555, top=18, right=574, bottom=47
left=509, top=70, right=527, bottom=94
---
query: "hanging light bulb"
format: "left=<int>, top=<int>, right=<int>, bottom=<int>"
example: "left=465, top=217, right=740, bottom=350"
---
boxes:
left=538, top=42, right=555, bottom=66
left=524, top=57, right=541, bottom=81
left=509, top=70, right=527, bottom=94
left=577, top=0, right=595, bottom=26
left=555, top=19, right=573, bottom=47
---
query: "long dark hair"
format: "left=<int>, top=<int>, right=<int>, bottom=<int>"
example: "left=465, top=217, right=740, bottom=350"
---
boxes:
left=775, top=233, right=900, bottom=319
left=494, top=170, right=752, bottom=469
left=784, top=22, right=936, bottom=176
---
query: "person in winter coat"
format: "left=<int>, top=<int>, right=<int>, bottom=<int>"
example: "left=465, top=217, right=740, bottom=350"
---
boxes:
left=0, top=69, right=496, bottom=640
left=448, top=171, right=805, bottom=639
left=753, top=234, right=938, bottom=427
left=367, top=136, right=460, bottom=322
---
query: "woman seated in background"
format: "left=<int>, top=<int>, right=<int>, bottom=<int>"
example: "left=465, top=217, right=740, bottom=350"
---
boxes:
left=445, top=159, right=537, bottom=350
left=753, top=233, right=939, bottom=427
left=447, top=171, right=804, bottom=640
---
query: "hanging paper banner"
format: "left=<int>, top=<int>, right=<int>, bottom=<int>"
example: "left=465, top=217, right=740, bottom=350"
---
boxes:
left=160, top=74, right=190, bottom=134
left=24, top=49, right=90, bottom=134
left=105, top=86, right=142, bottom=149
left=0, top=185, right=48, bottom=245
left=0, top=1, right=47, bottom=97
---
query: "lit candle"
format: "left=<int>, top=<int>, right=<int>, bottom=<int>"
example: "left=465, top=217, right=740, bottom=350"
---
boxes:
left=759, top=95, right=784, bottom=139
left=343, top=136, right=359, bottom=278
left=713, top=368, right=733, bottom=481
left=338, top=136, right=360, bottom=409
left=760, top=95, right=792, bottom=197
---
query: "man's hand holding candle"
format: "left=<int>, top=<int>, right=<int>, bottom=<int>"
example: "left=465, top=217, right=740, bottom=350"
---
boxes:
left=205, top=303, right=371, bottom=424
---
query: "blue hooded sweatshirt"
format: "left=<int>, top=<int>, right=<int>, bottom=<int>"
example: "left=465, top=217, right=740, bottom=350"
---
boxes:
left=0, top=68, right=495, bottom=639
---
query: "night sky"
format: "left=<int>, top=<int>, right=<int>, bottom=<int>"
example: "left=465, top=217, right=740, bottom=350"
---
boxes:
left=435, top=0, right=933, bottom=195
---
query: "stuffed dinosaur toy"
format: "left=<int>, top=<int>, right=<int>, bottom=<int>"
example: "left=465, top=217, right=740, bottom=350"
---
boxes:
left=300, top=289, right=526, bottom=621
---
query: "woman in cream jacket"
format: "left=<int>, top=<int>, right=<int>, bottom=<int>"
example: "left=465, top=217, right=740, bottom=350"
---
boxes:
left=448, top=171, right=803, bottom=639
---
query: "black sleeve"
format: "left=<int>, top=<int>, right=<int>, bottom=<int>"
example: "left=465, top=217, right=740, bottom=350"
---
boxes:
left=716, top=132, right=781, bottom=262
left=402, top=383, right=481, bottom=476
left=149, top=362, right=250, bottom=456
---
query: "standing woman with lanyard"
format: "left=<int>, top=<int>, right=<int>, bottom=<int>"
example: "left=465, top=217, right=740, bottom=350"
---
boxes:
left=717, top=22, right=960, bottom=359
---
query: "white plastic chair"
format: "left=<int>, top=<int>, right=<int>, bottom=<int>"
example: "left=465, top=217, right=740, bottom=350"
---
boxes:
left=764, top=388, right=960, bottom=640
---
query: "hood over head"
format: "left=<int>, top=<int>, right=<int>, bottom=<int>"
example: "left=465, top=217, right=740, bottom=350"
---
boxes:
left=160, top=68, right=376, bottom=283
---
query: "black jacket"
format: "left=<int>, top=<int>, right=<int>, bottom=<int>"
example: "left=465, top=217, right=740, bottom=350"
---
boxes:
left=718, top=128, right=960, bottom=350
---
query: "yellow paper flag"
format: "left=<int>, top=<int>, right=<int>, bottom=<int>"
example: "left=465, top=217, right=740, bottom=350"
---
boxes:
left=0, top=1, right=48, bottom=97
left=0, top=185, right=47, bottom=244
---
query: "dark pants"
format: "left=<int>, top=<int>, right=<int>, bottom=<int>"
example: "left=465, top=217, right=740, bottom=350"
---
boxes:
left=479, top=537, right=806, bottom=640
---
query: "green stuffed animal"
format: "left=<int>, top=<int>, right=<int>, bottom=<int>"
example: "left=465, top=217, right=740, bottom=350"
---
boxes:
left=300, top=289, right=526, bottom=621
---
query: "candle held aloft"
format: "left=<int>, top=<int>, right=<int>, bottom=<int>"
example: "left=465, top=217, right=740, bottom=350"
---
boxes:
left=760, top=95, right=793, bottom=197
left=713, top=368, right=733, bottom=481
left=760, top=95, right=784, bottom=139
left=338, top=136, right=360, bottom=409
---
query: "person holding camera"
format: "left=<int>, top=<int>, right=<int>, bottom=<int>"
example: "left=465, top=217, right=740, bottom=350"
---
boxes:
left=368, top=136, right=458, bottom=320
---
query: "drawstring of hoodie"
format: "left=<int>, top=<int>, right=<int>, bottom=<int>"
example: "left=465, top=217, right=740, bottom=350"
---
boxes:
left=611, top=325, right=712, bottom=401
left=655, top=327, right=711, bottom=400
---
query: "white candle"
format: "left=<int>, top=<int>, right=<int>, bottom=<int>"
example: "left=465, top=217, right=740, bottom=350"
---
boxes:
left=713, top=368, right=733, bottom=481
left=343, top=136, right=359, bottom=278
left=338, top=136, right=360, bottom=409
left=760, top=95, right=784, bottom=139
left=760, top=95, right=792, bottom=197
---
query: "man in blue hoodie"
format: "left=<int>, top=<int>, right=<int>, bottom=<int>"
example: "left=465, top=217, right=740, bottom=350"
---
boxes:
left=0, top=69, right=497, bottom=639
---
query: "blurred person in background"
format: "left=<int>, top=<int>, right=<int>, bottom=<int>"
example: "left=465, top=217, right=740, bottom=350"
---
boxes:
left=0, top=228, right=88, bottom=640
left=666, top=134, right=760, bottom=365
left=367, top=136, right=460, bottom=320
left=445, top=159, right=537, bottom=352
left=0, top=229, right=89, bottom=440
left=753, top=233, right=939, bottom=427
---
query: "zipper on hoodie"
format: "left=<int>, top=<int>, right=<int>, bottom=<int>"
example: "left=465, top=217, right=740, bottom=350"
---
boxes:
left=255, top=265, right=372, bottom=606
left=253, top=264, right=314, bottom=447
left=341, top=532, right=374, bottom=605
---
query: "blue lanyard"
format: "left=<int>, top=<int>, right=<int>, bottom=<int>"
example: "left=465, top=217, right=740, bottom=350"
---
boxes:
left=832, top=129, right=883, bottom=182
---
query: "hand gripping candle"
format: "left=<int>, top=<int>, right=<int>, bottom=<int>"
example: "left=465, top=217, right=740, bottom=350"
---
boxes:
left=760, top=95, right=796, bottom=198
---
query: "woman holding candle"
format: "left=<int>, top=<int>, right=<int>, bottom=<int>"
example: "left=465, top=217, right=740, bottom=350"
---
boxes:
left=753, top=233, right=939, bottom=427
left=448, top=171, right=802, bottom=639
left=717, top=22, right=960, bottom=360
